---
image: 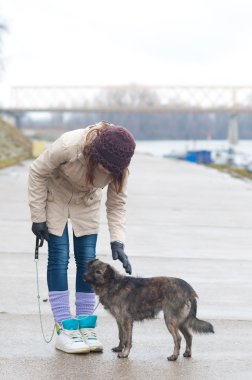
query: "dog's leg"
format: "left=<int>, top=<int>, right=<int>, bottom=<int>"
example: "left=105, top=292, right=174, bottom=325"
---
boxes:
left=164, top=315, right=181, bottom=361
left=112, top=319, right=124, bottom=353
left=179, top=325, right=192, bottom=358
left=117, top=319, right=133, bottom=359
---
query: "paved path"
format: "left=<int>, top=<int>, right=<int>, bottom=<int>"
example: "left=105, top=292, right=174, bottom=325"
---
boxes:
left=0, top=153, right=252, bottom=379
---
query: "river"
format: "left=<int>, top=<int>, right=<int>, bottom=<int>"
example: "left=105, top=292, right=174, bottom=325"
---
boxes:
left=135, top=139, right=252, bottom=159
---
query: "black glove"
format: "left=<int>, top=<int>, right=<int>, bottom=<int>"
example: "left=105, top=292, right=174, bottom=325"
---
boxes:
left=111, top=241, right=132, bottom=275
left=32, top=222, right=49, bottom=246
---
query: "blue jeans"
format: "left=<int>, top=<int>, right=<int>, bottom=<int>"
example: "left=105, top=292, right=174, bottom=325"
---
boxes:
left=47, top=223, right=97, bottom=292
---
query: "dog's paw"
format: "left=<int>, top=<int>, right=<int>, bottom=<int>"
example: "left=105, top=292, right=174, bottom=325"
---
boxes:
left=167, top=354, right=178, bottom=361
left=117, top=352, right=129, bottom=359
left=183, top=352, right=191, bottom=358
left=112, top=346, right=123, bottom=352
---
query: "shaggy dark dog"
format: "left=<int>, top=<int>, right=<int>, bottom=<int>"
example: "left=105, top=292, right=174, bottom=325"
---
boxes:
left=84, top=259, right=214, bottom=360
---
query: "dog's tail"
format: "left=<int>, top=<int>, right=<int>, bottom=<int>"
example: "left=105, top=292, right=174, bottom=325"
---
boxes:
left=187, top=298, right=214, bottom=334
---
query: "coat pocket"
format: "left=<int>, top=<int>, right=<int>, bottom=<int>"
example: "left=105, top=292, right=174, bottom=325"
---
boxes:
left=76, top=189, right=102, bottom=207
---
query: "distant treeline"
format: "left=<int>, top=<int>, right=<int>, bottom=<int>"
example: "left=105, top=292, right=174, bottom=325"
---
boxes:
left=20, top=112, right=252, bottom=140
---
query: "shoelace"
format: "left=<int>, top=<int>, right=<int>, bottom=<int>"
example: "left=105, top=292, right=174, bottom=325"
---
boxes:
left=63, top=329, right=83, bottom=342
left=81, top=328, right=97, bottom=340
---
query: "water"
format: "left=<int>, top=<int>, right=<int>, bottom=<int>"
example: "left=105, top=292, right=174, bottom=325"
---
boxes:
left=135, top=139, right=252, bottom=159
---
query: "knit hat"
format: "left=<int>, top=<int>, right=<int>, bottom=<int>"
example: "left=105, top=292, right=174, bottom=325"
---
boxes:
left=90, top=125, right=136, bottom=176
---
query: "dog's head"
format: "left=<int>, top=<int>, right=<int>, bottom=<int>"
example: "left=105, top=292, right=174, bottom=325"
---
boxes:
left=84, top=259, right=117, bottom=286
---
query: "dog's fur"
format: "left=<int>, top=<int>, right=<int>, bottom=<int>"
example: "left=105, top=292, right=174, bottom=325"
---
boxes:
left=84, top=259, right=214, bottom=360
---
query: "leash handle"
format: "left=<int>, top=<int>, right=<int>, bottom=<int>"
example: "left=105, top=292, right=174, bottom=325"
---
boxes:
left=35, top=236, right=40, bottom=261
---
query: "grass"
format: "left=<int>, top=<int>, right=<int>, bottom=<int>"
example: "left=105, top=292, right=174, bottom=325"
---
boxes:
left=208, top=163, right=252, bottom=181
left=0, top=155, right=31, bottom=169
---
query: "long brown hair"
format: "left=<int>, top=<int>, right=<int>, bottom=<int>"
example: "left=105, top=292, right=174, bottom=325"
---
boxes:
left=83, top=121, right=128, bottom=193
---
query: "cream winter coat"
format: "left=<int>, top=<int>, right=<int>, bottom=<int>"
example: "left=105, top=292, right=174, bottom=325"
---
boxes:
left=28, top=126, right=128, bottom=243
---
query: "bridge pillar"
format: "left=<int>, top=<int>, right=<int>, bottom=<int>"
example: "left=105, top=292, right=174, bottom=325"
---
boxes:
left=227, top=113, right=239, bottom=165
left=228, top=113, right=239, bottom=146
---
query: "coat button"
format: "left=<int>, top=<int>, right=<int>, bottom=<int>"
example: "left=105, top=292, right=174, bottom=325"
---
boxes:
left=90, top=197, right=93, bottom=200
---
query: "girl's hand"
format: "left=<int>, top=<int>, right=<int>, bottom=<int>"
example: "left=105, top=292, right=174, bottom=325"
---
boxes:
left=32, top=222, right=49, bottom=246
left=110, top=241, right=132, bottom=275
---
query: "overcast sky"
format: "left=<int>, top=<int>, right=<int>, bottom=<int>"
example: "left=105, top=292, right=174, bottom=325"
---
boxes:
left=1, top=0, right=252, bottom=93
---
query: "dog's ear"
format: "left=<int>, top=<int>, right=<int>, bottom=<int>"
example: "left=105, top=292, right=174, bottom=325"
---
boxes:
left=87, top=259, right=98, bottom=268
left=104, top=265, right=115, bottom=280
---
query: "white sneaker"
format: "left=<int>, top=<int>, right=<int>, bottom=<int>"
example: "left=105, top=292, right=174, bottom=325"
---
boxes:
left=80, top=328, right=103, bottom=352
left=78, top=315, right=103, bottom=352
left=55, top=319, right=90, bottom=354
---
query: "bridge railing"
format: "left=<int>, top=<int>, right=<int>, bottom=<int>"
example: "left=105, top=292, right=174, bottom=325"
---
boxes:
left=3, top=85, right=252, bottom=112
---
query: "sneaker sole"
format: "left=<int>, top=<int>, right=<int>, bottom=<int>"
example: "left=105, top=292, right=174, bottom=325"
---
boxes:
left=56, top=346, right=90, bottom=354
left=90, top=347, right=103, bottom=352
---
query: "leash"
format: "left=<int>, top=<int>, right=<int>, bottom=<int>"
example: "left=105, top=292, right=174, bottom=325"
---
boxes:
left=35, top=237, right=55, bottom=343
left=34, top=237, right=100, bottom=343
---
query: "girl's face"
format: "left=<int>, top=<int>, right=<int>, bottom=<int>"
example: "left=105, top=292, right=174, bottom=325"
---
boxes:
left=97, top=163, right=111, bottom=175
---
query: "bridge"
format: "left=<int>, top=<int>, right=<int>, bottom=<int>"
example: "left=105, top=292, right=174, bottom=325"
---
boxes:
left=1, top=85, right=252, bottom=113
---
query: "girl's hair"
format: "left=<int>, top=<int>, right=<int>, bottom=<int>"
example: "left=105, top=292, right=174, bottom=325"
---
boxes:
left=83, top=121, right=128, bottom=193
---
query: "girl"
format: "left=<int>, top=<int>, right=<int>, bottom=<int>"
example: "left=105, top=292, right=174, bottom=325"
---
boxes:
left=28, top=121, right=135, bottom=353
